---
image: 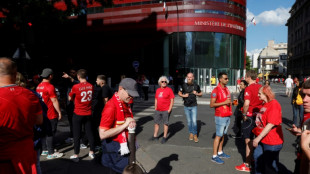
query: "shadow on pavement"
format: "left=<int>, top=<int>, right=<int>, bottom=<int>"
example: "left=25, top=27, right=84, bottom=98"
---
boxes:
left=282, top=117, right=294, bottom=127
left=135, top=116, right=154, bottom=136
left=279, top=162, right=293, bottom=174
left=40, top=155, right=112, bottom=174
left=166, top=121, right=184, bottom=140
left=197, top=120, right=206, bottom=136
left=148, top=154, right=179, bottom=174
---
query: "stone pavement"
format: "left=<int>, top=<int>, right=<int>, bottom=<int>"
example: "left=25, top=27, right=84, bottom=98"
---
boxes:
left=40, top=83, right=297, bottom=174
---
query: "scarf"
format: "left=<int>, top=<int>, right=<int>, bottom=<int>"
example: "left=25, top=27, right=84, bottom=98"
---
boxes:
left=112, top=93, right=133, bottom=156
left=216, top=83, right=232, bottom=117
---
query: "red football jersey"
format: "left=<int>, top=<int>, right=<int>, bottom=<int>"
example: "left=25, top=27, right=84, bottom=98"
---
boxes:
left=0, top=85, right=42, bottom=174
left=244, top=83, right=263, bottom=116
left=69, top=82, right=93, bottom=116
left=36, top=82, right=59, bottom=120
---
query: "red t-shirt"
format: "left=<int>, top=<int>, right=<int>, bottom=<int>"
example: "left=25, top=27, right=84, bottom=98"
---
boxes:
left=36, top=82, right=58, bottom=120
left=0, top=85, right=42, bottom=173
left=99, top=98, right=132, bottom=141
left=256, top=100, right=284, bottom=145
left=244, top=83, right=263, bottom=116
left=155, top=87, right=175, bottom=111
left=69, top=82, right=93, bottom=116
left=211, top=87, right=231, bottom=117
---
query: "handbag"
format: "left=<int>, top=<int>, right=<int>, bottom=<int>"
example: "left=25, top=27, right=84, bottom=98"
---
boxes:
left=252, top=116, right=264, bottom=136
left=252, top=126, right=263, bottom=136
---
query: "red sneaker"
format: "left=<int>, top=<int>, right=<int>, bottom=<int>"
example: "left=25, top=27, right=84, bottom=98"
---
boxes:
left=235, top=163, right=251, bottom=172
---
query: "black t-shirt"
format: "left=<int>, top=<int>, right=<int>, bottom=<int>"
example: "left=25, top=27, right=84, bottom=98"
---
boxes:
left=102, top=85, right=113, bottom=100
left=92, top=85, right=103, bottom=111
left=179, top=83, right=201, bottom=107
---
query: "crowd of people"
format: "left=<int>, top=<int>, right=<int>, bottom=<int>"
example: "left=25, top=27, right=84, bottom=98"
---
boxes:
left=3, top=55, right=310, bottom=174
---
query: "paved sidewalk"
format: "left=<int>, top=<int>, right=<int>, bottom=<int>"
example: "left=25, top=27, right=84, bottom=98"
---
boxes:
left=40, top=83, right=296, bottom=174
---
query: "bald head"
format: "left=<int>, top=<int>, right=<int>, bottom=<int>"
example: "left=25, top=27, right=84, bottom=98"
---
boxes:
left=0, top=57, right=17, bottom=76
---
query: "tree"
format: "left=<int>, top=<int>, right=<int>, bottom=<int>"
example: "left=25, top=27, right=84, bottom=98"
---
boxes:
left=246, top=55, right=252, bottom=71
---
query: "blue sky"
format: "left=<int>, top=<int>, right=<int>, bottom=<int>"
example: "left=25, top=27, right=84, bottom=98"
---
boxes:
left=246, top=0, right=295, bottom=55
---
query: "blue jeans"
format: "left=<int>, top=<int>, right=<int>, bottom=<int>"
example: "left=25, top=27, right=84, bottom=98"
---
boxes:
left=36, top=149, right=42, bottom=174
left=293, top=104, right=304, bottom=127
left=184, top=106, right=197, bottom=135
left=253, top=143, right=283, bottom=174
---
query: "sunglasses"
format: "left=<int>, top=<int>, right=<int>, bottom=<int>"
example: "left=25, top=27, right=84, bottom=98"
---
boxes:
left=161, top=81, right=167, bottom=83
left=224, top=78, right=229, bottom=80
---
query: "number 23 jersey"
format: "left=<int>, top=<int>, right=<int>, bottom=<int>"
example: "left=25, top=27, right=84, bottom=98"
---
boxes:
left=69, top=82, right=93, bottom=116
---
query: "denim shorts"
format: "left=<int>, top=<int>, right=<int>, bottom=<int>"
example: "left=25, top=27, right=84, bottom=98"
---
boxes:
left=215, top=116, right=231, bottom=137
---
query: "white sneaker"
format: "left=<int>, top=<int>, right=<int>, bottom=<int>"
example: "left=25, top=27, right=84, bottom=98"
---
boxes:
left=41, top=150, right=48, bottom=156
left=80, top=144, right=87, bottom=149
left=46, top=152, right=63, bottom=159
left=89, top=153, right=95, bottom=159
left=70, top=155, right=79, bottom=162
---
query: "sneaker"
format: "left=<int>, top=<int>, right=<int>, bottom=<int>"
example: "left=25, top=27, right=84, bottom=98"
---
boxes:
left=149, top=136, right=159, bottom=141
left=161, top=137, right=167, bottom=144
left=189, top=133, right=194, bottom=141
left=89, top=153, right=95, bottom=159
left=46, top=152, right=64, bottom=159
left=235, top=163, right=251, bottom=172
left=41, top=151, right=48, bottom=156
left=70, top=155, right=79, bottom=162
left=218, top=152, right=230, bottom=159
left=80, top=144, right=87, bottom=149
left=211, top=156, right=224, bottom=164
left=194, top=135, right=199, bottom=143
left=231, top=134, right=242, bottom=139
left=65, top=137, right=73, bottom=144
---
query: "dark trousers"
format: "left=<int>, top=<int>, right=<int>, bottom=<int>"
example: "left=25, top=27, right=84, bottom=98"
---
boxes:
left=72, top=114, right=95, bottom=154
left=66, top=102, right=74, bottom=137
left=42, top=118, right=58, bottom=155
left=142, top=86, right=149, bottom=100
left=233, top=109, right=243, bottom=136
left=92, top=107, right=103, bottom=146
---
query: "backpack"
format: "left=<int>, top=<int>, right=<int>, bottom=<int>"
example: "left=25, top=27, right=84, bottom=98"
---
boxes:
left=296, top=89, right=303, bottom=105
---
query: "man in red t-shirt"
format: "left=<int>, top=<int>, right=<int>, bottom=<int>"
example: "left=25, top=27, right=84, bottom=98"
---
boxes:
left=68, top=69, right=95, bottom=162
left=0, top=57, right=43, bottom=174
left=36, top=68, right=63, bottom=159
left=210, top=72, right=232, bottom=164
left=235, top=70, right=263, bottom=172
left=151, top=76, right=174, bottom=144
left=99, top=78, right=138, bottom=173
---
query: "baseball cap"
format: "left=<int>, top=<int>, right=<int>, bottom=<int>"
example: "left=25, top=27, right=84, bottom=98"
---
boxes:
left=119, top=78, right=139, bottom=97
left=40, top=68, right=53, bottom=78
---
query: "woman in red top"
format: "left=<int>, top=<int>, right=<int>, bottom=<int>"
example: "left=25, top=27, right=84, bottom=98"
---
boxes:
left=252, top=85, right=284, bottom=174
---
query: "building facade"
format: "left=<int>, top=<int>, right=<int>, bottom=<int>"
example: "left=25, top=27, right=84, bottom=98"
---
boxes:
left=64, top=0, right=247, bottom=91
left=258, top=40, right=287, bottom=77
left=287, top=0, right=310, bottom=77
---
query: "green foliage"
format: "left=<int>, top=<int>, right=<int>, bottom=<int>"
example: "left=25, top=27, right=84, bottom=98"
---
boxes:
left=246, top=55, right=251, bottom=71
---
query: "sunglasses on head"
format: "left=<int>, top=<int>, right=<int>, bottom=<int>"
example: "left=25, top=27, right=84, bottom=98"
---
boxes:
left=161, top=81, right=167, bottom=83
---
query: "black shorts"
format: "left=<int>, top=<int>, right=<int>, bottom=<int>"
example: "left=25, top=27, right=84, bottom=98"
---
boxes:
left=242, top=116, right=256, bottom=139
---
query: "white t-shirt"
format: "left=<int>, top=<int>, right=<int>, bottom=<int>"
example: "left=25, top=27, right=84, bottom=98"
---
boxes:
left=285, top=78, right=293, bottom=88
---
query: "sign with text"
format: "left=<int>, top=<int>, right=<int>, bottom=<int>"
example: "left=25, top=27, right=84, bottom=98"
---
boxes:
left=194, top=21, right=244, bottom=32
